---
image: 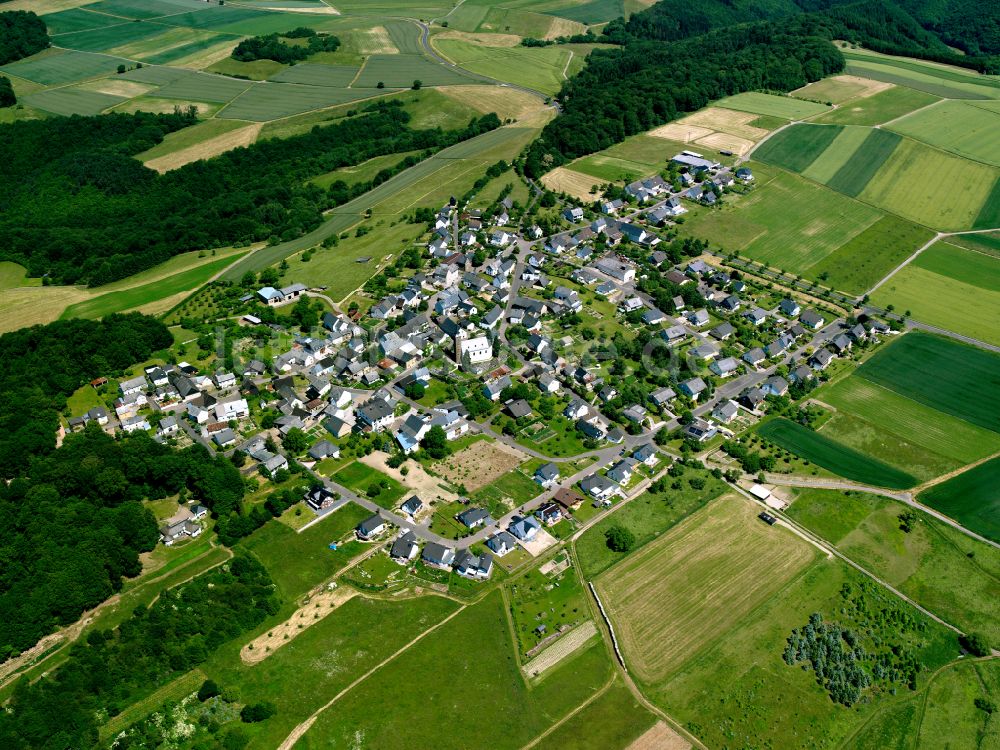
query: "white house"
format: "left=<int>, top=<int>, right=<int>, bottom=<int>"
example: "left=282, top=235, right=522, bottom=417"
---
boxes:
left=459, top=336, right=492, bottom=367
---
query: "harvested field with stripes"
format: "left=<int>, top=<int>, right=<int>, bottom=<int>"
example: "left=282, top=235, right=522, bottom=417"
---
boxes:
left=521, top=620, right=598, bottom=679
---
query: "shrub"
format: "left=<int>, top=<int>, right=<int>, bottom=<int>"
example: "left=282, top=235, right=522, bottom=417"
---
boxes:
left=240, top=701, right=277, bottom=723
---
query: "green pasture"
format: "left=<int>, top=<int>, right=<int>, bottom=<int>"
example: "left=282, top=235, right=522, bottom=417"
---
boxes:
left=309, top=150, right=423, bottom=189
left=820, top=376, right=1000, bottom=467
left=60, top=253, right=243, bottom=320
left=219, top=83, right=378, bottom=121
left=680, top=162, right=883, bottom=277
left=53, top=19, right=167, bottom=54
left=844, top=50, right=1000, bottom=96
left=652, top=546, right=957, bottom=749
left=716, top=92, right=830, bottom=120
left=546, top=0, right=625, bottom=24
left=84, top=0, right=197, bottom=20
left=434, top=38, right=571, bottom=95
left=238, top=502, right=371, bottom=600
left=541, top=679, right=656, bottom=750
left=950, top=230, right=1000, bottom=257
left=844, top=59, right=999, bottom=100
left=807, top=214, right=933, bottom=295
left=889, top=100, right=1000, bottom=167
left=814, top=85, right=939, bottom=126
left=920, top=458, right=1000, bottom=543
left=204, top=595, right=460, bottom=750
left=207, top=56, right=287, bottom=80
left=873, top=242, right=1000, bottom=346
left=449, top=1, right=571, bottom=38
left=269, top=63, right=360, bottom=87
left=472, top=468, right=541, bottom=514
left=855, top=332, right=1000, bottom=434
left=786, top=488, right=1000, bottom=640
left=22, top=87, right=124, bottom=116
left=354, top=54, right=474, bottom=89
left=507, top=559, right=589, bottom=657
left=0, top=262, right=38, bottom=290
left=576, top=471, right=728, bottom=579
left=0, top=48, right=133, bottom=86
left=570, top=133, right=704, bottom=183
left=757, top=418, right=918, bottom=489
left=295, top=592, right=613, bottom=750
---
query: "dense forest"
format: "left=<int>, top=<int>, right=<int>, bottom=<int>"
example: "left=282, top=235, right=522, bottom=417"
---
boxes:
left=0, top=75, right=14, bottom=107
left=232, top=28, right=340, bottom=63
left=0, top=313, right=174, bottom=477
left=0, top=101, right=499, bottom=285
left=523, top=21, right=844, bottom=177
left=0, top=555, right=279, bottom=750
left=0, top=10, right=48, bottom=65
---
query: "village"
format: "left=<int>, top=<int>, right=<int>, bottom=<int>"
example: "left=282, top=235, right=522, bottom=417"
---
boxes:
left=58, top=146, right=899, bottom=588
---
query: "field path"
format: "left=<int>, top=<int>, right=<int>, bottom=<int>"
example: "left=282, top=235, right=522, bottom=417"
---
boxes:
left=913, top=448, right=1000, bottom=493
left=865, top=231, right=943, bottom=296
left=276, top=604, right=467, bottom=750
left=518, top=675, right=615, bottom=749
left=876, top=97, right=945, bottom=129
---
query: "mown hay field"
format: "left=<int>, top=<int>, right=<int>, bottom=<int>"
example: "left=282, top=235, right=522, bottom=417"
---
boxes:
left=791, top=74, right=891, bottom=104
left=888, top=99, right=1000, bottom=167
left=596, top=496, right=817, bottom=683
left=757, top=418, right=919, bottom=489
left=432, top=38, right=571, bottom=95
left=715, top=92, right=831, bottom=120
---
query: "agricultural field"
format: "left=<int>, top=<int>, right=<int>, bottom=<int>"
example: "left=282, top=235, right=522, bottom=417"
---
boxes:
left=538, top=680, right=660, bottom=750
left=433, top=37, right=572, bottom=95
left=446, top=0, right=588, bottom=39
left=294, top=592, right=614, bottom=750
left=755, top=122, right=1000, bottom=231
left=650, top=105, right=784, bottom=157
left=788, top=488, right=1000, bottom=639
left=791, top=74, right=891, bottom=105
left=757, top=418, right=919, bottom=489
left=680, top=162, right=885, bottom=279
left=597, top=496, right=818, bottom=683
left=655, top=553, right=959, bottom=749
left=814, top=84, right=939, bottom=126
left=888, top=99, right=1000, bottom=167
left=920, top=458, right=1000, bottom=543
left=844, top=50, right=1000, bottom=101
left=714, top=91, right=831, bottom=120
left=853, top=332, right=1000, bottom=434
left=873, top=241, right=1000, bottom=346
left=569, top=131, right=736, bottom=184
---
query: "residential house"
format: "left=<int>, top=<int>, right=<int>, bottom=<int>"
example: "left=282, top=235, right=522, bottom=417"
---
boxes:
left=486, top=531, right=517, bottom=556
left=679, top=377, right=707, bottom=399
left=422, top=542, right=455, bottom=569
left=710, top=357, right=739, bottom=377
left=457, top=507, right=493, bottom=530
left=400, top=495, right=423, bottom=518
left=762, top=375, right=789, bottom=397
left=712, top=399, right=739, bottom=424
left=454, top=549, right=493, bottom=579
left=607, top=457, right=638, bottom=485
left=356, top=397, right=395, bottom=432
left=810, top=348, right=834, bottom=370
left=580, top=474, right=620, bottom=504
left=356, top=514, right=386, bottom=540
left=742, top=307, right=768, bottom=326
left=632, top=443, right=659, bottom=467
left=683, top=419, right=717, bottom=442
left=534, top=462, right=560, bottom=488
left=391, top=531, right=419, bottom=563
left=508, top=514, right=541, bottom=542
left=779, top=299, right=801, bottom=317
left=800, top=309, right=824, bottom=330
left=305, top=487, right=338, bottom=512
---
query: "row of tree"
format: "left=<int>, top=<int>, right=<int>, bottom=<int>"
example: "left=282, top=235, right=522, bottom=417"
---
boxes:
left=0, top=101, right=500, bottom=285
left=232, top=28, right=340, bottom=63
left=0, top=10, right=48, bottom=66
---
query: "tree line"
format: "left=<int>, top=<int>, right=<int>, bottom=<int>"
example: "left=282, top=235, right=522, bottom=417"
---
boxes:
left=0, top=10, right=48, bottom=66
left=0, top=554, right=279, bottom=750
left=232, top=28, right=340, bottom=64
left=0, top=101, right=500, bottom=285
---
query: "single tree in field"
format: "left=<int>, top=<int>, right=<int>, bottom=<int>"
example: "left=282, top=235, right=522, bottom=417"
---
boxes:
left=412, top=79, right=422, bottom=90
left=605, top=525, right=635, bottom=553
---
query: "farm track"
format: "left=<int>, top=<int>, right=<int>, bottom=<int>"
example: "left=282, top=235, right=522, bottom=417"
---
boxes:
left=518, top=674, right=616, bottom=750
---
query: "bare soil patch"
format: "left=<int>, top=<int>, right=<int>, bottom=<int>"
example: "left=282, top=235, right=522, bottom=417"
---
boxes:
left=76, top=79, right=155, bottom=98
left=678, top=106, right=771, bottom=140
left=241, top=585, right=358, bottom=664
left=434, top=439, right=526, bottom=492
left=545, top=17, right=587, bottom=40
left=145, top=123, right=262, bottom=173
left=541, top=166, right=601, bottom=201
left=626, top=721, right=692, bottom=750
left=648, top=122, right=713, bottom=142
left=359, top=451, right=460, bottom=505
left=519, top=527, right=557, bottom=556
left=694, top=131, right=754, bottom=156
left=358, top=27, right=399, bottom=55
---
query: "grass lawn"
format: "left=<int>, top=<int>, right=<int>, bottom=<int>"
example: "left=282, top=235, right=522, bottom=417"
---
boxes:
left=540, top=678, right=658, bottom=750
left=203, top=594, right=461, bottom=750
left=237, top=502, right=371, bottom=599
left=65, top=383, right=105, bottom=417
left=473, top=467, right=541, bottom=515
left=787, top=488, right=1000, bottom=639
left=758, top=418, right=918, bottom=489
left=872, top=241, right=1000, bottom=346
left=854, top=332, right=1000, bottom=434
left=920, top=457, right=1000, bottom=543
left=428, top=500, right=477, bottom=540
left=295, top=591, right=614, bottom=750
left=507, top=555, right=589, bottom=658
left=681, top=161, right=883, bottom=278
left=332, top=462, right=407, bottom=509
left=576, top=470, right=728, bottom=579
left=515, top=415, right=594, bottom=457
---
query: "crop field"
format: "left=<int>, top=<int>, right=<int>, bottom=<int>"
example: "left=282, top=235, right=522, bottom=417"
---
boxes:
left=433, top=38, right=571, bottom=95
left=806, top=214, right=934, bottom=295
left=786, top=488, right=1000, bottom=640
left=219, top=83, right=377, bottom=121
left=53, top=19, right=169, bottom=54
left=843, top=50, right=1000, bottom=100
left=873, top=241, right=1000, bottom=346
left=950, top=229, right=1000, bottom=257
left=437, top=83, right=546, bottom=121
left=656, top=554, right=958, bottom=749
left=854, top=332, right=1000, bottom=434
left=156, top=72, right=253, bottom=102
left=540, top=166, right=601, bottom=201
left=814, top=84, right=939, bottom=126
left=545, top=0, right=625, bottom=24
left=569, top=132, right=721, bottom=184
left=353, top=53, right=474, bottom=88
left=920, top=458, right=1000, bottom=543
left=22, top=87, right=124, bottom=115
left=596, top=496, right=817, bottom=684
left=138, top=119, right=257, bottom=166
left=680, top=162, right=883, bottom=277
left=715, top=92, right=831, bottom=120
left=820, top=376, right=1000, bottom=468
left=755, top=122, right=1000, bottom=231
left=888, top=100, right=1000, bottom=167
left=651, top=106, right=780, bottom=156
left=791, top=74, right=890, bottom=104
left=757, top=418, right=919, bottom=489
left=203, top=595, right=461, bottom=750
left=449, top=0, right=587, bottom=39
left=269, top=63, right=361, bottom=87
left=0, top=48, right=132, bottom=85
left=43, top=7, right=123, bottom=34
left=295, top=592, right=614, bottom=750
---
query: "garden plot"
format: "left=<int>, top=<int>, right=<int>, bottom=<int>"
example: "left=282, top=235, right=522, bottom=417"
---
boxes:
left=434, top=439, right=526, bottom=492
left=521, top=620, right=598, bottom=678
